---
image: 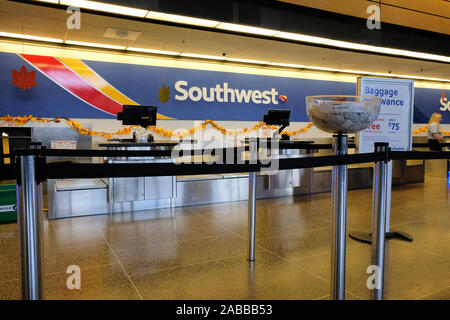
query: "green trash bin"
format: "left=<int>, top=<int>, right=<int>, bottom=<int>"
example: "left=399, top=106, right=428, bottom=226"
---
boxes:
left=0, top=184, right=17, bottom=223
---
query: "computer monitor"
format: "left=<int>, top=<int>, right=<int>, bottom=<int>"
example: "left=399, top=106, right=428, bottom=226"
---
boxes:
left=263, top=109, right=290, bottom=127
left=117, top=105, right=157, bottom=128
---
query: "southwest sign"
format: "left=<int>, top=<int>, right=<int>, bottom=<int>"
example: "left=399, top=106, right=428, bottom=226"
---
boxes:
left=174, top=81, right=281, bottom=105
left=0, top=52, right=446, bottom=122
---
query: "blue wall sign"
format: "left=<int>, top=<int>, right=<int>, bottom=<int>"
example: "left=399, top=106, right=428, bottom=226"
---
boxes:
left=0, top=52, right=447, bottom=123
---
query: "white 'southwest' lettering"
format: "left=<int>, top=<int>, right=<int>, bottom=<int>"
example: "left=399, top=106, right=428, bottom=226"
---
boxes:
left=174, top=81, right=278, bottom=104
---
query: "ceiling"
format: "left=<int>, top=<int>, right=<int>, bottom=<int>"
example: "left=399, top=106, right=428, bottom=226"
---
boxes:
left=0, top=0, right=449, bottom=81
left=280, top=0, right=450, bottom=35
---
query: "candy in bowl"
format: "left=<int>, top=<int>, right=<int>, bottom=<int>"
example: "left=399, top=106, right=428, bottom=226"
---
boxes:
left=305, top=95, right=382, bottom=134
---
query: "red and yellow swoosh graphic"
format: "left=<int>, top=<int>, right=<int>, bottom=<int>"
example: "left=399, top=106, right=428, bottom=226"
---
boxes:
left=20, top=54, right=173, bottom=119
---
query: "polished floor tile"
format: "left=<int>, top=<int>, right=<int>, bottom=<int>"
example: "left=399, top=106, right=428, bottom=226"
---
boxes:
left=0, top=227, right=19, bottom=257
left=197, top=202, right=331, bottom=240
left=415, top=239, right=450, bottom=261
left=256, top=227, right=362, bottom=261
left=294, top=242, right=450, bottom=299
left=389, top=220, right=450, bottom=248
left=114, top=234, right=248, bottom=276
left=420, top=286, right=450, bottom=300
left=0, top=280, right=20, bottom=300
left=0, top=253, right=20, bottom=282
left=43, top=264, right=141, bottom=300
left=0, top=264, right=141, bottom=300
left=42, top=241, right=117, bottom=275
left=103, top=213, right=234, bottom=250
left=131, top=250, right=329, bottom=300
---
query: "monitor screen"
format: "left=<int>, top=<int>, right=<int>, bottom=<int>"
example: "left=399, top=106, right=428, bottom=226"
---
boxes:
left=263, top=109, right=291, bottom=126
left=117, top=105, right=157, bottom=128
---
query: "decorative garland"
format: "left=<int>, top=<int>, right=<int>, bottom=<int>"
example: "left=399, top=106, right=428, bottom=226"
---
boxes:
left=412, top=125, right=450, bottom=135
left=2, top=116, right=446, bottom=138
left=0, top=115, right=313, bottom=139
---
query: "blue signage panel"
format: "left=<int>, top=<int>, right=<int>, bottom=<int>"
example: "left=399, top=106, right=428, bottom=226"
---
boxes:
left=81, top=59, right=355, bottom=121
left=0, top=52, right=447, bottom=123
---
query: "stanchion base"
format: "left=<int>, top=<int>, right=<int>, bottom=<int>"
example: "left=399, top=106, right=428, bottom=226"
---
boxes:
left=349, top=230, right=413, bottom=244
left=348, top=230, right=372, bottom=244
left=386, top=231, right=414, bottom=242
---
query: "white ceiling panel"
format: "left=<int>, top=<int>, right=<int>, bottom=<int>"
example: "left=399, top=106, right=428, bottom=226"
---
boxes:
left=0, top=0, right=448, bottom=81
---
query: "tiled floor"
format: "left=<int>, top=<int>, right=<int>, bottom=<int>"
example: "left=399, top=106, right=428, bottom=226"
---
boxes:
left=1, top=175, right=450, bottom=300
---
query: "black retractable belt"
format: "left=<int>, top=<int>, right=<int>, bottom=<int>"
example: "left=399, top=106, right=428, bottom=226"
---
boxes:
left=42, top=162, right=264, bottom=179
left=6, top=146, right=450, bottom=182
left=390, top=150, right=450, bottom=160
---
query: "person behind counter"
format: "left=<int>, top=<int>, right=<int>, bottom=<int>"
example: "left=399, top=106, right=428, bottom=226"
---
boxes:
left=427, top=112, right=444, bottom=151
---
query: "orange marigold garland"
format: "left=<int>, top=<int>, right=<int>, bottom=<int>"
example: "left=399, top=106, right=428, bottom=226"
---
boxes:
left=0, top=115, right=314, bottom=138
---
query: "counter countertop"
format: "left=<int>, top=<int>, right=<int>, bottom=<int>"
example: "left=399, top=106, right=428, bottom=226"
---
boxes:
left=99, top=141, right=179, bottom=147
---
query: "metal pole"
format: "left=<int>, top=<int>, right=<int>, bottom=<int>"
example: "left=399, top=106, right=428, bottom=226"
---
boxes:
left=331, top=134, right=348, bottom=300
left=17, top=155, right=43, bottom=300
left=371, top=143, right=389, bottom=300
left=384, top=160, right=393, bottom=233
left=248, top=171, right=257, bottom=261
left=28, top=143, right=43, bottom=214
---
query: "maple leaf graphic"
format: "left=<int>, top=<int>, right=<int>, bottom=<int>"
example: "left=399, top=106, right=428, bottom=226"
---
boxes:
left=11, top=65, right=37, bottom=91
left=158, top=83, right=170, bottom=104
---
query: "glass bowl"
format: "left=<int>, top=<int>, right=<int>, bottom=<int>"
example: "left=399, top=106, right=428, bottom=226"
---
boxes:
left=305, top=95, right=382, bottom=134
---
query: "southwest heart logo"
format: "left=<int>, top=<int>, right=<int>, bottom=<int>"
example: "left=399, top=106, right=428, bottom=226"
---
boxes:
left=279, top=95, right=287, bottom=104
left=440, top=90, right=449, bottom=111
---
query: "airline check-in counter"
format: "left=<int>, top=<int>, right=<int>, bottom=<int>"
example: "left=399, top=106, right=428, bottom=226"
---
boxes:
left=46, top=137, right=426, bottom=219
left=47, top=140, right=315, bottom=218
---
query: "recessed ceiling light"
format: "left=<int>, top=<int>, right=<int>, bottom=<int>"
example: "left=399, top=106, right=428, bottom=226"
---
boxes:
left=146, top=11, right=220, bottom=28
left=59, top=0, right=148, bottom=17
left=371, top=47, right=450, bottom=63
left=369, top=72, right=394, bottom=77
left=338, top=69, right=368, bottom=74
left=127, top=47, right=180, bottom=56
left=320, top=39, right=450, bottom=63
left=65, top=40, right=126, bottom=50
left=305, top=66, right=339, bottom=72
left=216, top=23, right=279, bottom=36
left=268, top=62, right=307, bottom=68
left=0, top=31, right=63, bottom=43
left=322, top=40, right=375, bottom=51
left=274, top=32, right=329, bottom=44
left=227, top=58, right=268, bottom=64
left=180, top=53, right=226, bottom=60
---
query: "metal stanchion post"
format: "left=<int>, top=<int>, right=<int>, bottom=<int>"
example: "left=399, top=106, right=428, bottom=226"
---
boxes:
left=248, top=171, right=257, bottom=261
left=28, top=143, right=43, bottom=214
left=248, top=138, right=257, bottom=261
left=331, top=134, right=348, bottom=300
left=371, top=143, right=389, bottom=300
left=385, top=160, right=392, bottom=233
left=17, top=155, right=43, bottom=300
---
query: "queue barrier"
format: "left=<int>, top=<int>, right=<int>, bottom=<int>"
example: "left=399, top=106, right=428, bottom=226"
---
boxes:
left=5, top=144, right=450, bottom=300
